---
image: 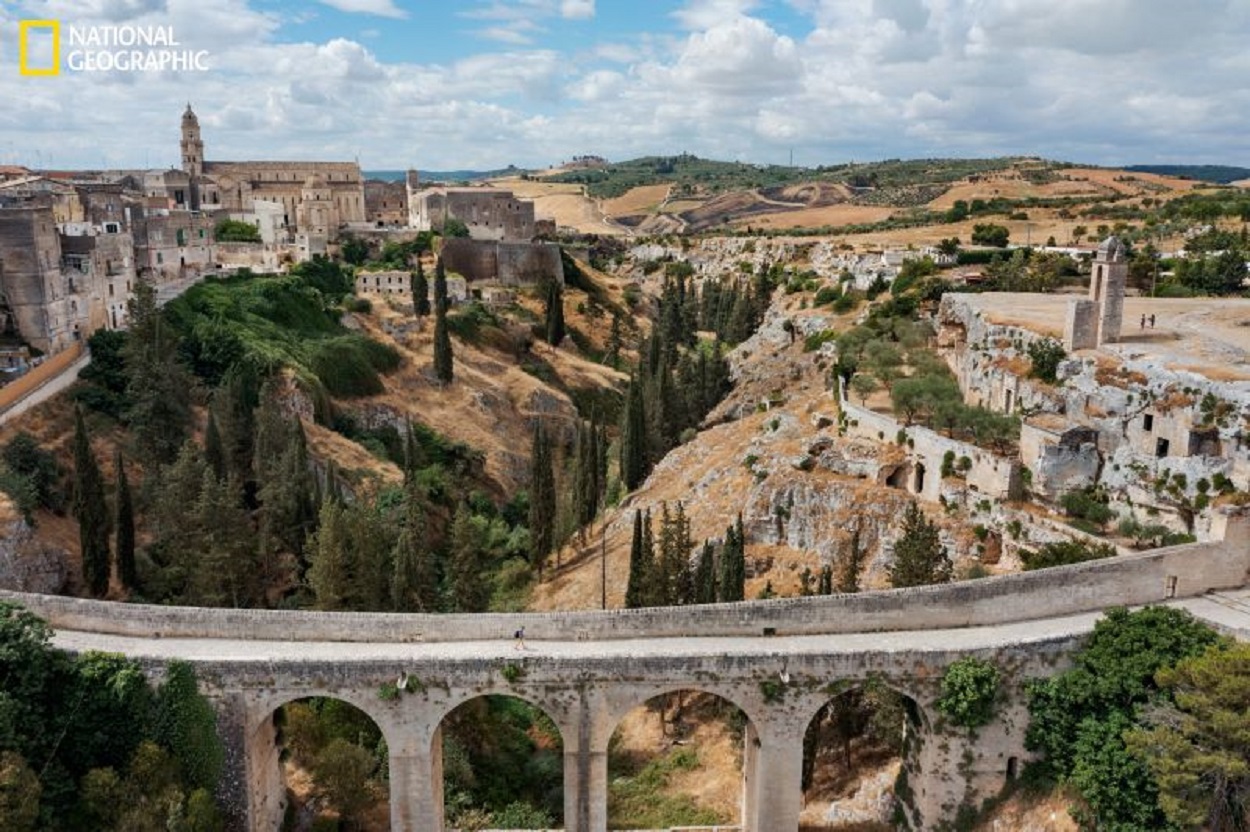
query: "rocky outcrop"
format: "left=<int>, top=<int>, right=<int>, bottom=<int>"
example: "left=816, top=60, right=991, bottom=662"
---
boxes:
left=0, top=497, right=67, bottom=594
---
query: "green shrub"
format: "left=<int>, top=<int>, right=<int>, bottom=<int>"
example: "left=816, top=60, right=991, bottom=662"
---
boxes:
left=937, top=657, right=1000, bottom=728
left=1020, top=539, right=1116, bottom=570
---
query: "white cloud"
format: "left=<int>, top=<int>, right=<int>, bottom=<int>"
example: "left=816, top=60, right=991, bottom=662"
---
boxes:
left=560, top=0, right=595, bottom=19
left=315, top=0, right=407, bottom=19
left=673, top=0, right=760, bottom=30
left=1, top=0, right=1249, bottom=170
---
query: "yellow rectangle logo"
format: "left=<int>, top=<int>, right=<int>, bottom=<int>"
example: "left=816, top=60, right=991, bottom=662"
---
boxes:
left=19, top=20, right=61, bottom=77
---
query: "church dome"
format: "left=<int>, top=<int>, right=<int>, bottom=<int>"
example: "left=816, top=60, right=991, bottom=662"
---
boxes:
left=182, top=103, right=198, bottom=124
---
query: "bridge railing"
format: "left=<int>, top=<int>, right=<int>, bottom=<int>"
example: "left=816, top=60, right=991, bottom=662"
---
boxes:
left=1, top=507, right=1245, bottom=643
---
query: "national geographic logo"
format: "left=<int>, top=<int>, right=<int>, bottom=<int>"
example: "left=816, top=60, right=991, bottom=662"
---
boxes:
left=17, top=20, right=210, bottom=75
left=18, top=20, right=59, bottom=76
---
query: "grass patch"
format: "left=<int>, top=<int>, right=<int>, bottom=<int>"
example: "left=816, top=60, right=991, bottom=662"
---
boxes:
left=607, top=747, right=725, bottom=829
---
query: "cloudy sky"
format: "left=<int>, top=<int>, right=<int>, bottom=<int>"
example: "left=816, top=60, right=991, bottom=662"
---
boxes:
left=2, top=0, right=1248, bottom=171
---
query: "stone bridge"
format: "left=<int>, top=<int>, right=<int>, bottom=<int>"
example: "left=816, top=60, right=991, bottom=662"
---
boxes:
left=4, top=510, right=1248, bottom=832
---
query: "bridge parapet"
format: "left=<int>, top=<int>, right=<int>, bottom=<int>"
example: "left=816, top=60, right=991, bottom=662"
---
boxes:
left=3, top=509, right=1246, bottom=643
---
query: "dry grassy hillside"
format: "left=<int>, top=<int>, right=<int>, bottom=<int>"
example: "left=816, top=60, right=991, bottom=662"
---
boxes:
left=519, top=161, right=1204, bottom=239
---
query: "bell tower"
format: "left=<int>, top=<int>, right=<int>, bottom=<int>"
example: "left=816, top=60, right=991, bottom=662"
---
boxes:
left=180, top=103, right=204, bottom=178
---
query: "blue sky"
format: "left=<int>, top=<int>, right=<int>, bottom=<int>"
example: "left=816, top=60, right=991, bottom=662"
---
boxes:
left=1, top=1, right=1248, bottom=171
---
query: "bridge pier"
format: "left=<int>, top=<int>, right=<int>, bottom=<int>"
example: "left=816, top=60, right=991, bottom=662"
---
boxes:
left=742, top=721, right=805, bottom=832
left=389, top=730, right=444, bottom=832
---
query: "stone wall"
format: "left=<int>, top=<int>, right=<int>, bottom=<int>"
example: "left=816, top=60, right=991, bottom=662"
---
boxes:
left=439, top=238, right=563, bottom=286
left=840, top=396, right=1019, bottom=503
left=7, top=511, right=1246, bottom=644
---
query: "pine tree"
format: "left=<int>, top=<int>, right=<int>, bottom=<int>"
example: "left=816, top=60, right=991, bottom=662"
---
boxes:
left=624, top=509, right=648, bottom=609
left=344, top=501, right=395, bottom=611
left=392, top=483, right=436, bottom=611
left=619, top=375, right=647, bottom=490
left=123, top=277, right=192, bottom=466
left=544, top=279, right=566, bottom=347
left=528, top=421, right=556, bottom=578
left=411, top=258, right=430, bottom=316
left=73, top=408, right=110, bottom=597
left=432, top=257, right=454, bottom=384
left=694, top=540, right=717, bottom=604
left=449, top=504, right=488, bottom=612
left=203, top=410, right=225, bottom=481
left=114, top=450, right=136, bottom=591
left=835, top=526, right=865, bottom=594
left=888, top=501, right=952, bottom=588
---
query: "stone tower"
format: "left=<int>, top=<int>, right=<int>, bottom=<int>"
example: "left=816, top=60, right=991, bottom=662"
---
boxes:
left=1064, top=235, right=1128, bottom=351
left=180, top=104, right=204, bottom=210
left=1090, top=235, right=1127, bottom=345
left=180, top=104, right=204, bottom=177
left=404, top=169, right=420, bottom=228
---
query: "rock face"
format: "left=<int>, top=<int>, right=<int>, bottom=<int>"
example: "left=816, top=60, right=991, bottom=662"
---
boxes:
left=0, top=497, right=67, bottom=594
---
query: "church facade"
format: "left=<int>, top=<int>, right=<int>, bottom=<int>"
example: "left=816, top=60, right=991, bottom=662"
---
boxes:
left=179, top=105, right=366, bottom=245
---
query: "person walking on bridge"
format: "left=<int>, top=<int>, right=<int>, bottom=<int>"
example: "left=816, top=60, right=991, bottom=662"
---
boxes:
left=514, top=626, right=526, bottom=650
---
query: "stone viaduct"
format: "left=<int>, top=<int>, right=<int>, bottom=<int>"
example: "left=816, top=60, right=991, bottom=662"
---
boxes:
left=4, top=510, right=1248, bottom=832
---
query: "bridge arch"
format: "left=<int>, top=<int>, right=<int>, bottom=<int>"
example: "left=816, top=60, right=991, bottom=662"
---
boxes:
left=428, top=691, right=570, bottom=831
left=603, top=684, right=760, bottom=831
left=796, top=678, right=929, bottom=828
left=244, top=689, right=397, bottom=832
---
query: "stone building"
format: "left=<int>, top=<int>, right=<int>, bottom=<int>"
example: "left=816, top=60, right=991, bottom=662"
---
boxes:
left=179, top=105, right=365, bottom=244
left=0, top=191, right=135, bottom=354
left=363, top=179, right=408, bottom=227
left=410, top=186, right=535, bottom=241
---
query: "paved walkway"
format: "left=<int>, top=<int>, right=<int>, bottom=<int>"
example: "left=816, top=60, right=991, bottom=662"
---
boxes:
left=48, top=589, right=1250, bottom=668
left=0, top=351, right=90, bottom=428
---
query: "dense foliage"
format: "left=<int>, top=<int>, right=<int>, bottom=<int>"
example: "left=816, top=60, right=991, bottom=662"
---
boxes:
left=0, top=603, right=223, bottom=830
left=1026, top=607, right=1225, bottom=831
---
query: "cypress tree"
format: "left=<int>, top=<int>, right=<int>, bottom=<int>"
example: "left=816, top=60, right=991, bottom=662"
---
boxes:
left=619, top=375, right=647, bottom=490
left=411, top=258, right=430, bottom=316
left=717, top=514, right=746, bottom=602
left=545, top=279, right=566, bottom=346
left=214, top=372, right=257, bottom=485
left=818, top=564, right=834, bottom=595
left=73, top=408, right=110, bottom=597
left=694, top=540, right=716, bottom=604
left=432, top=257, right=454, bottom=384
left=835, top=526, right=865, bottom=594
left=640, top=508, right=658, bottom=605
left=203, top=410, right=225, bottom=481
left=403, top=420, right=425, bottom=484
left=605, top=312, right=623, bottom=369
left=528, top=421, right=556, bottom=578
left=114, top=450, right=136, bottom=591
left=624, top=509, right=647, bottom=609
left=307, top=499, right=349, bottom=610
